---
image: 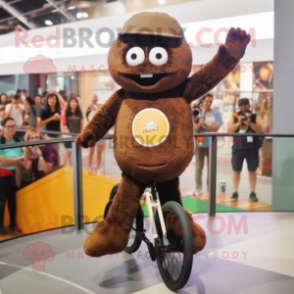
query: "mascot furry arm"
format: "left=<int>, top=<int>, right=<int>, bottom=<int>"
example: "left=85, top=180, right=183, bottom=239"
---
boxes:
left=76, top=12, right=250, bottom=258
left=184, top=27, right=250, bottom=103
left=77, top=89, right=123, bottom=147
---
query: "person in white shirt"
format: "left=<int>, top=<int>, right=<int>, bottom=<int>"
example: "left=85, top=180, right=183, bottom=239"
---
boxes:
left=86, top=94, right=104, bottom=174
left=5, top=95, right=24, bottom=127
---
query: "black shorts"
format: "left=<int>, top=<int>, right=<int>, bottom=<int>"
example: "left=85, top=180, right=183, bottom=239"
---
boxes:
left=231, top=150, right=259, bottom=171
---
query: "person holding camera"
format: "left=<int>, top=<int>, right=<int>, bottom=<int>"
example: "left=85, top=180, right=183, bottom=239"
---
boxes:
left=193, top=93, right=223, bottom=196
left=227, top=98, right=263, bottom=202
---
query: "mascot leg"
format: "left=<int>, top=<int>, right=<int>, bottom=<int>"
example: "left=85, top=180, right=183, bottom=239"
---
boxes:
left=156, top=177, right=206, bottom=253
left=83, top=173, right=146, bottom=257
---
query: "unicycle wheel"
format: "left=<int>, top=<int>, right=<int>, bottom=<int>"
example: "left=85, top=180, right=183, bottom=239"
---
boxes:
left=155, top=201, right=193, bottom=291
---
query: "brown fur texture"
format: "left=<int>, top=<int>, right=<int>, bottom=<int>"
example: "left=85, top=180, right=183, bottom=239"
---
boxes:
left=76, top=12, right=251, bottom=258
left=157, top=178, right=206, bottom=252
left=114, top=97, right=194, bottom=183
left=83, top=173, right=146, bottom=257
left=183, top=47, right=239, bottom=103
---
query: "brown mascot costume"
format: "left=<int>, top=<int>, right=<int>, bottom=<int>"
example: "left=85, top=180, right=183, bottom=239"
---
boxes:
left=76, top=12, right=251, bottom=257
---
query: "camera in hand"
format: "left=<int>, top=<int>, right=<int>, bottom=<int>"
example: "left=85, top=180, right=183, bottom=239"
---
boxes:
left=192, top=100, right=203, bottom=117
left=192, top=109, right=200, bottom=116
left=240, top=110, right=252, bottom=122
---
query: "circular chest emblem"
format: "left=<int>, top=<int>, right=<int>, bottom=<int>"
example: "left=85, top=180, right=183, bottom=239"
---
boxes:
left=132, top=108, right=170, bottom=147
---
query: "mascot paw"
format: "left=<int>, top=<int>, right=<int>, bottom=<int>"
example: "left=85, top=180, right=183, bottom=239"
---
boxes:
left=83, top=220, right=129, bottom=257
left=219, top=27, right=251, bottom=60
left=165, top=210, right=206, bottom=254
left=75, top=130, right=96, bottom=148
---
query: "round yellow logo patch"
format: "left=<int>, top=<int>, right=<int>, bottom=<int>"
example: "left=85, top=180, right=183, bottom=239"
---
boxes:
left=132, top=108, right=170, bottom=147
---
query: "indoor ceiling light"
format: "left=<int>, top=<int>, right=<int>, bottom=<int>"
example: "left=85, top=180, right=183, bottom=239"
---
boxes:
left=158, top=0, right=166, bottom=4
left=45, top=20, right=53, bottom=26
left=67, top=6, right=76, bottom=10
left=77, top=12, right=88, bottom=19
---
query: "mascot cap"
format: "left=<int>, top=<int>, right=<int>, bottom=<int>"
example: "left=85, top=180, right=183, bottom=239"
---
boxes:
left=119, top=12, right=183, bottom=38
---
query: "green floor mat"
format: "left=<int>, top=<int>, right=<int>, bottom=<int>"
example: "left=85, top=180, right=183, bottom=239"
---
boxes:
left=143, top=196, right=245, bottom=217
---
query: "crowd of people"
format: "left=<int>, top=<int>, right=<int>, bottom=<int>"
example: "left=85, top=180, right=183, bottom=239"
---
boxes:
left=192, top=94, right=266, bottom=203
left=0, top=88, right=269, bottom=235
left=0, top=90, right=105, bottom=235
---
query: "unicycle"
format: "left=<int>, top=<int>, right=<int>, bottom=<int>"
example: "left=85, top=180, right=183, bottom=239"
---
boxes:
left=104, top=181, right=193, bottom=291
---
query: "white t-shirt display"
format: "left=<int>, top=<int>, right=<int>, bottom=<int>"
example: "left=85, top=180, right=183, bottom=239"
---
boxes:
left=5, top=103, right=24, bottom=126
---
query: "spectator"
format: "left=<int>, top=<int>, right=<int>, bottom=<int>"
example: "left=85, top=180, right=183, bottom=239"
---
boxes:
left=37, top=91, right=65, bottom=138
left=86, top=94, right=101, bottom=122
left=86, top=94, right=104, bottom=174
left=0, top=108, right=5, bottom=132
left=0, top=117, right=24, bottom=235
left=37, top=92, right=65, bottom=163
left=5, top=94, right=24, bottom=132
left=23, top=96, right=35, bottom=128
left=0, top=93, right=9, bottom=107
left=227, top=98, right=263, bottom=202
left=33, top=94, right=44, bottom=118
left=23, top=128, right=58, bottom=181
left=193, top=93, right=223, bottom=196
left=42, top=91, right=48, bottom=106
left=63, top=97, right=84, bottom=165
left=20, top=90, right=27, bottom=103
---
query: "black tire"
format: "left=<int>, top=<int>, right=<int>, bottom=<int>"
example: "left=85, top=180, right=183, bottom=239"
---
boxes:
left=109, top=184, right=120, bottom=201
left=103, top=198, right=144, bottom=254
left=155, top=201, right=193, bottom=291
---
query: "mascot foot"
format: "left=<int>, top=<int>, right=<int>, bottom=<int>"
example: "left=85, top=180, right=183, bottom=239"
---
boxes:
left=165, top=210, right=206, bottom=254
left=83, top=220, right=129, bottom=257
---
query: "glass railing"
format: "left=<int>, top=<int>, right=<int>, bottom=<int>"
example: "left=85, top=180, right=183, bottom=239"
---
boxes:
left=0, top=131, right=293, bottom=241
left=0, top=136, right=75, bottom=242
left=215, top=135, right=272, bottom=213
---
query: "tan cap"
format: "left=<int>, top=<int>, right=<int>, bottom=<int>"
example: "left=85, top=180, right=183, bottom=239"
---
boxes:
left=119, top=12, right=183, bottom=38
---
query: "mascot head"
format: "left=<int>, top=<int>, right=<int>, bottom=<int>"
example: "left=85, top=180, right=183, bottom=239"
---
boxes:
left=108, top=12, right=192, bottom=93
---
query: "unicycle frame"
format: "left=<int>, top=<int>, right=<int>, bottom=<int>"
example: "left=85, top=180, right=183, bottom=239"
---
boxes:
left=141, top=183, right=168, bottom=245
left=105, top=181, right=193, bottom=290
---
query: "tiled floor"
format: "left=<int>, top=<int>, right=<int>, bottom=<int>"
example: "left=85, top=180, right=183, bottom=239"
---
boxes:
left=0, top=212, right=293, bottom=294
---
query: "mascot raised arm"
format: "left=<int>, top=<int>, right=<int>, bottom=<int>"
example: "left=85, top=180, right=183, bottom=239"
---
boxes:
left=76, top=12, right=251, bottom=257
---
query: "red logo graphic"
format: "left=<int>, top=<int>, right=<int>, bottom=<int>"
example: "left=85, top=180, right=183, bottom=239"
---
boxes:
left=23, top=55, right=56, bottom=86
left=23, top=241, right=55, bottom=271
left=24, top=55, right=56, bottom=74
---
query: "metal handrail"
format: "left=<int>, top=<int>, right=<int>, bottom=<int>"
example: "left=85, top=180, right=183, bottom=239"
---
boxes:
left=0, top=132, right=290, bottom=150
left=0, top=132, right=290, bottom=222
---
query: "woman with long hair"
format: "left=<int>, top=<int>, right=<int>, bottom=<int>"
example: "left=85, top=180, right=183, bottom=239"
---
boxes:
left=63, top=97, right=84, bottom=165
left=0, top=93, right=9, bottom=107
left=37, top=92, right=65, bottom=163
left=37, top=91, right=65, bottom=138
